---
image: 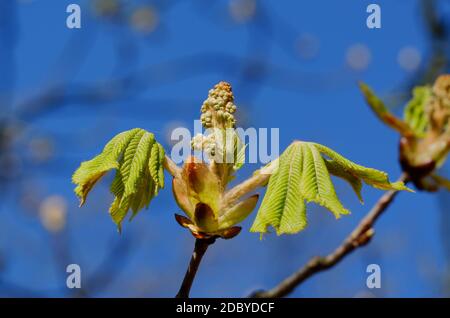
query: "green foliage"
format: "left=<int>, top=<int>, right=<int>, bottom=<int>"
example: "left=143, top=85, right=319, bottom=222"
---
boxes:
left=359, top=82, right=436, bottom=138
left=72, top=128, right=165, bottom=231
left=73, top=82, right=413, bottom=238
left=250, top=143, right=307, bottom=235
left=312, top=143, right=408, bottom=191
left=403, top=86, right=432, bottom=137
left=358, top=82, right=414, bottom=136
left=250, top=142, right=410, bottom=235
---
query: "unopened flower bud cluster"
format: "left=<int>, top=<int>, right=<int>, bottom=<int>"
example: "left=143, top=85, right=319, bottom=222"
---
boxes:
left=191, top=133, right=218, bottom=157
left=200, top=82, right=237, bottom=129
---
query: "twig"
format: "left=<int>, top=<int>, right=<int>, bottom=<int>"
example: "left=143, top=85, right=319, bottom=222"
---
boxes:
left=252, top=173, right=410, bottom=298
left=176, top=237, right=216, bottom=298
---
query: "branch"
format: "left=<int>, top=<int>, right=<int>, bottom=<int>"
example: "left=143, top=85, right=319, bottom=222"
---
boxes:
left=252, top=173, right=410, bottom=298
left=176, top=238, right=215, bottom=298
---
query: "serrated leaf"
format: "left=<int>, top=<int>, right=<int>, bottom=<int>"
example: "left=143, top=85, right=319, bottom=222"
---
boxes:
left=250, top=143, right=307, bottom=235
left=251, top=141, right=410, bottom=236
left=403, top=86, right=432, bottom=137
left=73, top=128, right=166, bottom=231
left=72, top=128, right=141, bottom=206
left=111, top=131, right=161, bottom=228
left=109, top=129, right=147, bottom=226
left=148, top=150, right=159, bottom=187
left=324, top=158, right=363, bottom=203
left=300, top=143, right=349, bottom=218
left=112, top=132, right=155, bottom=227
left=125, top=132, right=154, bottom=195
left=130, top=169, right=156, bottom=220
left=157, top=144, right=165, bottom=188
left=312, top=143, right=410, bottom=191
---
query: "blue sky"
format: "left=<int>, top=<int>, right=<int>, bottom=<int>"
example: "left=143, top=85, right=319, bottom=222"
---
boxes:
left=0, top=0, right=449, bottom=297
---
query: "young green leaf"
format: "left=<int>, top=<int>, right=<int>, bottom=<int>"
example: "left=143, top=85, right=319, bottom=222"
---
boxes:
left=300, top=143, right=349, bottom=218
left=251, top=141, right=410, bottom=236
left=312, top=143, right=410, bottom=191
left=149, top=142, right=165, bottom=189
left=250, top=144, right=307, bottom=235
left=72, top=128, right=165, bottom=231
left=72, top=128, right=142, bottom=206
left=403, top=86, right=432, bottom=137
left=324, top=158, right=363, bottom=203
left=359, top=82, right=414, bottom=137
